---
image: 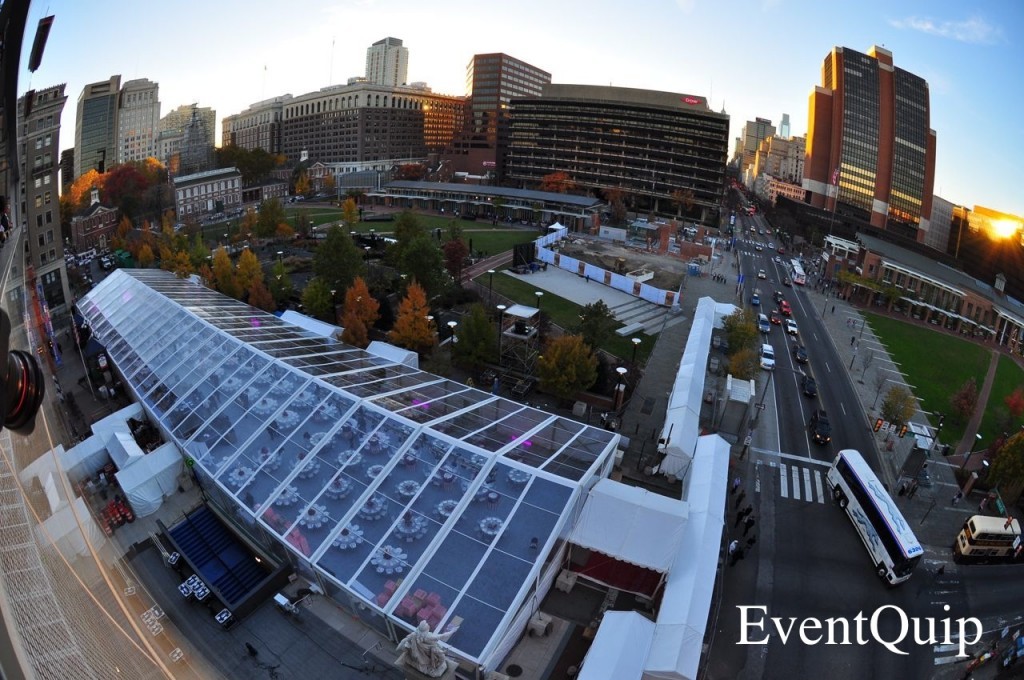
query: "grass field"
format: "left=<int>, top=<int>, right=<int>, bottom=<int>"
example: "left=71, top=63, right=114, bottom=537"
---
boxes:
left=978, top=354, right=1024, bottom=444
left=486, top=272, right=654, bottom=362
left=864, top=312, right=991, bottom=445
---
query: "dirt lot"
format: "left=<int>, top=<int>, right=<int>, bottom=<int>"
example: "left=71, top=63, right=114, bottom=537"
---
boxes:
left=554, top=237, right=692, bottom=290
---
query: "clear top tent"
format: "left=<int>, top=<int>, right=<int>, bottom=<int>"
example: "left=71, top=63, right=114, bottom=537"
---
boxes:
left=78, top=270, right=619, bottom=666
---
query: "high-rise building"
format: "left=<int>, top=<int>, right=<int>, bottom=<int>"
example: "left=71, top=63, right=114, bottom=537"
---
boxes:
left=505, top=84, right=729, bottom=225
left=927, top=195, right=955, bottom=252
left=222, top=94, right=292, bottom=153
left=117, top=78, right=160, bottom=164
left=779, top=113, right=790, bottom=138
left=18, top=85, right=71, bottom=314
left=445, top=53, right=551, bottom=178
left=74, top=75, right=120, bottom=179
left=803, top=45, right=936, bottom=243
left=739, top=117, right=775, bottom=181
left=365, top=37, right=408, bottom=87
left=59, top=148, right=74, bottom=192
left=179, top=105, right=216, bottom=176
left=158, top=104, right=215, bottom=174
left=752, top=135, right=805, bottom=185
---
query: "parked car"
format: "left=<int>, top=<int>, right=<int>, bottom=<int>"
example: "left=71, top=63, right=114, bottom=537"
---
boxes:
left=801, top=374, right=818, bottom=397
left=786, top=319, right=799, bottom=336
left=809, top=409, right=832, bottom=444
left=792, top=345, right=808, bottom=363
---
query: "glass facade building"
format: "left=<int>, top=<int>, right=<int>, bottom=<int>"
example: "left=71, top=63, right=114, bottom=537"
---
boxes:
left=74, top=76, right=120, bottom=180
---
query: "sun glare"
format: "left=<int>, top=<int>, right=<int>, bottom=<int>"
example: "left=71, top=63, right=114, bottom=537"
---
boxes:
left=990, top=218, right=1021, bottom=239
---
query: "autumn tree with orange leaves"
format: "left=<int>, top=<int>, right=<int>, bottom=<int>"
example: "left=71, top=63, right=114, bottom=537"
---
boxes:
left=388, top=282, right=435, bottom=354
left=538, top=171, right=576, bottom=194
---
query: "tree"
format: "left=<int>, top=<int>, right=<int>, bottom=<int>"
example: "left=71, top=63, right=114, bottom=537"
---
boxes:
left=255, top=198, right=287, bottom=239
left=248, top=280, right=276, bottom=312
left=268, top=259, right=293, bottom=306
left=392, top=210, right=427, bottom=244
left=537, top=335, right=598, bottom=402
left=722, top=308, right=759, bottom=356
left=275, top=222, right=295, bottom=240
left=442, top=238, right=469, bottom=284
left=103, top=163, right=151, bottom=222
left=949, top=377, right=979, bottom=424
left=293, top=209, right=312, bottom=239
left=235, top=248, right=264, bottom=293
left=323, top=173, right=336, bottom=196
left=604, top=188, right=628, bottom=226
left=189, top=232, right=211, bottom=269
left=343, top=277, right=379, bottom=330
left=137, top=243, right=155, bottom=268
left=342, top=198, right=359, bottom=227
left=301, top=277, right=334, bottom=322
left=388, top=282, right=435, bottom=354
left=671, top=187, right=696, bottom=219
left=211, top=246, right=240, bottom=299
left=728, top=346, right=759, bottom=380
left=452, top=304, right=496, bottom=369
left=398, top=235, right=446, bottom=299
left=575, top=300, right=617, bottom=351
left=538, top=171, right=576, bottom=194
left=395, top=163, right=427, bottom=180
left=881, top=385, right=916, bottom=426
left=168, top=250, right=193, bottom=278
left=340, top=308, right=369, bottom=348
left=313, top=226, right=366, bottom=291
left=989, top=431, right=1024, bottom=505
left=1005, top=387, right=1024, bottom=421
left=294, top=171, right=311, bottom=197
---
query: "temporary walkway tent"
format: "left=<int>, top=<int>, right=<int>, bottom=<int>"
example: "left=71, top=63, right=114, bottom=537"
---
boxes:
left=578, top=611, right=656, bottom=680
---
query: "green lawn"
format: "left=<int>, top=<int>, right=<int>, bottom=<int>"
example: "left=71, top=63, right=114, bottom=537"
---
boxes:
left=864, top=313, right=991, bottom=445
left=978, top=354, right=1024, bottom=444
left=485, top=272, right=654, bottom=362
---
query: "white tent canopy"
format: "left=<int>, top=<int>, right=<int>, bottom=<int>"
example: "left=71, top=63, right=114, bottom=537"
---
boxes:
left=114, top=442, right=183, bottom=518
left=658, top=298, right=735, bottom=478
left=365, top=340, right=419, bottom=368
left=280, top=310, right=342, bottom=339
left=578, top=611, right=656, bottom=680
left=569, top=478, right=688, bottom=573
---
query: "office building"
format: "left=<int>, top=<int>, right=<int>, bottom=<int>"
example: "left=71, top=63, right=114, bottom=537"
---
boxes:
left=445, top=53, right=551, bottom=178
left=504, top=84, right=729, bottom=226
left=75, top=75, right=120, bottom=179
left=926, top=195, right=955, bottom=253
left=222, top=95, right=292, bottom=154
left=803, top=45, right=936, bottom=243
left=779, top=113, right=790, bottom=138
left=117, top=78, right=160, bottom=164
left=279, top=82, right=463, bottom=173
left=59, top=147, right=74, bottom=192
left=752, top=135, right=805, bottom=185
left=947, top=205, right=1024, bottom=302
left=365, top=37, right=408, bottom=87
left=179, top=105, right=217, bottom=176
left=18, top=84, right=71, bottom=313
left=739, top=117, right=775, bottom=180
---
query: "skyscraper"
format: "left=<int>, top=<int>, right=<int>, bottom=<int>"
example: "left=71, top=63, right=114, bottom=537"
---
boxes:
left=779, top=113, right=790, bottom=138
left=739, top=117, right=775, bottom=181
left=74, top=75, right=120, bottom=179
left=365, top=37, right=409, bottom=87
left=19, top=85, right=71, bottom=313
left=117, top=78, right=160, bottom=164
left=445, top=53, right=550, bottom=178
left=803, top=45, right=936, bottom=242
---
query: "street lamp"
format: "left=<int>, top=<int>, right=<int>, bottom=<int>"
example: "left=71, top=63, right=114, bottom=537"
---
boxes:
left=631, top=337, right=642, bottom=364
left=496, top=304, right=507, bottom=362
left=487, top=269, right=495, bottom=306
left=614, top=367, right=628, bottom=411
left=535, top=291, right=543, bottom=310
left=960, top=434, right=984, bottom=470
left=447, top=321, right=458, bottom=360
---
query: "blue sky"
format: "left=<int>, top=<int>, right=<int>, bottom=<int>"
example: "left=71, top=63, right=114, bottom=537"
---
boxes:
left=18, top=0, right=1023, bottom=216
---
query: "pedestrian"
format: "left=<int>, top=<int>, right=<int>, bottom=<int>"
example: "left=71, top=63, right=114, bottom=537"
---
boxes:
left=585, top=274, right=590, bottom=283
left=731, top=477, right=741, bottom=495
left=952, top=491, right=963, bottom=506
left=734, top=511, right=745, bottom=528
left=979, top=496, right=989, bottom=512
left=730, top=546, right=746, bottom=566
left=734, top=490, right=746, bottom=509
left=743, top=515, right=756, bottom=536
left=245, top=642, right=259, bottom=657
left=746, top=535, right=757, bottom=548
left=832, top=305, right=835, bottom=314
left=851, top=335, right=856, bottom=346
left=728, top=539, right=739, bottom=557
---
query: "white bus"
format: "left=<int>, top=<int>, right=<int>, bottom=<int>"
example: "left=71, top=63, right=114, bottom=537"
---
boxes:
left=953, top=514, right=1022, bottom=563
left=826, top=449, right=923, bottom=585
left=789, top=259, right=806, bottom=286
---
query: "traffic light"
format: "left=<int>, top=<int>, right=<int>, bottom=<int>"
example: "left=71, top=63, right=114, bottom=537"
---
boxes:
left=874, top=418, right=884, bottom=432
left=898, top=424, right=908, bottom=438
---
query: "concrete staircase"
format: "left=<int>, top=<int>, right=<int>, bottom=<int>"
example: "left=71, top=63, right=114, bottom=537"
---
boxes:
left=608, top=298, right=685, bottom=336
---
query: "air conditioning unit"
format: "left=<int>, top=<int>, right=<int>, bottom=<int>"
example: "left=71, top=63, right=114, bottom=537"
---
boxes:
left=528, top=612, right=552, bottom=637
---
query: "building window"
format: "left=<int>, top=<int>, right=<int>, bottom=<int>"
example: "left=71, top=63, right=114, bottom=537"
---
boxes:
left=46, top=210, right=52, bottom=224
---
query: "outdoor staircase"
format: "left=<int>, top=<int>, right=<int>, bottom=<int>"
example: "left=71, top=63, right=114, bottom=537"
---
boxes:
left=608, top=298, right=685, bottom=336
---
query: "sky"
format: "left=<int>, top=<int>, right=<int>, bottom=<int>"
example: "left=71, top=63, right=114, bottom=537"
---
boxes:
left=18, top=0, right=1024, bottom=216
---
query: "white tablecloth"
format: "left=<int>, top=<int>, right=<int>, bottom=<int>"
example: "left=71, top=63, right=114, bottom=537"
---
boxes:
left=370, top=546, right=407, bottom=575
left=333, top=525, right=363, bottom=550
left=299, top=503, right=330, bottom=529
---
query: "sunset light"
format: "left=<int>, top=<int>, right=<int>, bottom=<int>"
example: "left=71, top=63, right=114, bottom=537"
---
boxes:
left=990, top=218, right=1020, bottom=239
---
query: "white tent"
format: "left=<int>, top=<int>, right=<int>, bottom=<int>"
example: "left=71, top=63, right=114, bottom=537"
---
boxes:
left=569, top=478, right=688, bottom=573
left=114, top=442, right=183, bottom=517
left=366, top=340, right=419, bottom=368
left=578, top=611, right=656, bottom=680
left=644, top=435, right=730, bottom=680
left=657, top=298, right=735, bottom=478
left=280, top=310, right=342, bottom=339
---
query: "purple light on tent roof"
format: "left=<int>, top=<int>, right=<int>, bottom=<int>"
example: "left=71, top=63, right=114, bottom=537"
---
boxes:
left=250, top=317, right=261, bottom=328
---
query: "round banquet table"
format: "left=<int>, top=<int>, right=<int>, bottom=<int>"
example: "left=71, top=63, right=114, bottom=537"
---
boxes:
left=274, top=485, right=299, bottom=507
left=226, top=466, right=254, bottom=488
left=275, top=409, right=300, bottom=430
left=479, top=516, right=504, bottom=538
left=252, top=397, right=278, bottom=418
left=394, top=513, right=429, bottom=542
left=358, top=494, right=389, bottom=521
left=507, top=469, right=530, bottom=485
left=296, top=458, right=322, bottom=480
left=299, top=503, right=330, bottom=529
left=333, top=524, right=363, bottom=550
left=370, top=545, right=407, bottom=575
left=436, top=499, right=458, bottom=520
left=324, top=476, right=352, bottom=500
left=257, top=447, right=280, bottom=471
left=395, top=480, right=421, bottom=501
left=337, top=450, right=362, bottom=468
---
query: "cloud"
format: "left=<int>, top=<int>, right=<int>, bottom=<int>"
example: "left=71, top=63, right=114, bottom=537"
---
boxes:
left=888, top=15, right=1003, bottom=44
left=674, top=0, right=696, bottom=12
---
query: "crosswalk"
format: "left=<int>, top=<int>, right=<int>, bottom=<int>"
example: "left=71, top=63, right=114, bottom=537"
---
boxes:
left=757, top=455, right=831, bottom=504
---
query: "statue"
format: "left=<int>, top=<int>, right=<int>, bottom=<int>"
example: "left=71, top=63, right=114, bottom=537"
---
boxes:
left=396, top=620, right=457, bottom=677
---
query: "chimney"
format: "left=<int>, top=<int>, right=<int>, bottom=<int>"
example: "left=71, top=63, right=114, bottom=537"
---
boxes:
left=995, top=273, right=1006, bottom=295
left=90, top=188, right=100, bottom=206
